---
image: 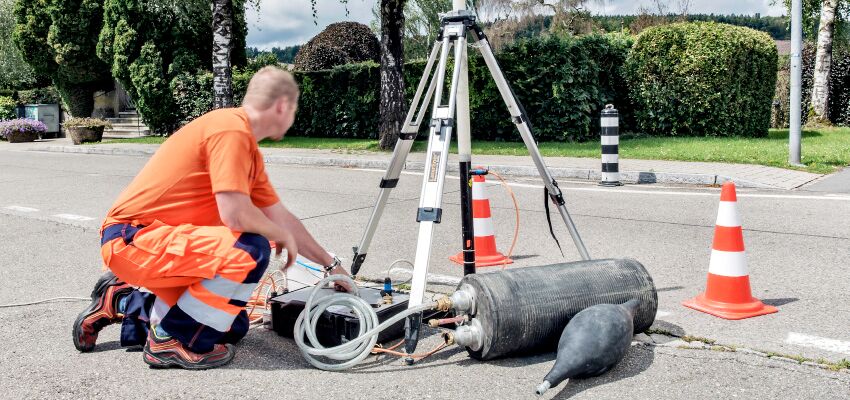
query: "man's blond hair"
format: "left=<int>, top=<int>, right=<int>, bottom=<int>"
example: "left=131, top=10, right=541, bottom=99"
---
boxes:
left=242, top=66, right=299, bottom=110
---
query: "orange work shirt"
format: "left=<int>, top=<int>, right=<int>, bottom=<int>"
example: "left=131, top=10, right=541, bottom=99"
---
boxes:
left=102, top=107, right=279, bottom=231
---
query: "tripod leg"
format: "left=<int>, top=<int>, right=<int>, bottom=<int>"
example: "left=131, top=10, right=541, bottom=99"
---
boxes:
left=404, top=31, right=468, bottom=360
left=350, top=43, right=443, bottom=276
left=470, top=26, right=591, bottom=261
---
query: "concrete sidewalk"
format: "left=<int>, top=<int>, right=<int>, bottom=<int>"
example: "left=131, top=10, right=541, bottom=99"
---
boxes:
left=14, top=137, right=825, bottom=190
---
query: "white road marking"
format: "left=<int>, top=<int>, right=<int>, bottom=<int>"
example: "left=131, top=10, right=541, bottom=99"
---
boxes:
left=53, top=214, right=95, bottom=221
left=506, top=182, right=850, bottom=201
left=4, top=205, right=39, bottom=212
left=786, top=332, right=850, bottom=355
left=656, top=310, right=672, bottom=318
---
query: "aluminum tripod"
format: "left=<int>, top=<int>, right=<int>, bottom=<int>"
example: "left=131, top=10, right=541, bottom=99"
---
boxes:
left=348, top=10, right=591, bottom=360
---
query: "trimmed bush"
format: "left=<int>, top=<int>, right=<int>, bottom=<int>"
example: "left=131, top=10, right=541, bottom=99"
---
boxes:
left=293, top=22, right=380, bottom=71
left=625, top=22, right=778, bottom=137
left=0, top=96, right=16, bottom=120
left=128, top=43, right=176, bottom=134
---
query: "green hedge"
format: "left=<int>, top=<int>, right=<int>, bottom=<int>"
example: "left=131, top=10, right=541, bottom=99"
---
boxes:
left=170, top=34, right=633, bottom=141
left=290, top=62, right=382, bottom=138
left=17, top=86, right=60, bottom=105
left=293, top=33, right=634, bottom=142
left=625, top=22, right=777, bottom=137
left=469, top=33, right=634, bottom=142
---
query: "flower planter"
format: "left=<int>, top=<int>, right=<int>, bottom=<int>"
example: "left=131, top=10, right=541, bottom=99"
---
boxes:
left=67, top=126, right=105, bottom=145
left=6, top=131, right=40, bottom=143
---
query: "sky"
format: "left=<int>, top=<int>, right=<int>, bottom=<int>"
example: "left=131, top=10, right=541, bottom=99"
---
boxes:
left=245, top=0, right=787, bottom=49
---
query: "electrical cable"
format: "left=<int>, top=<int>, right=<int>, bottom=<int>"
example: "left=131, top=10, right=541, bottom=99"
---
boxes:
left=294, top=274, right=439, bottom=371
left=296, top=259, right=323, bottom=273
left=371, top=341, right=448, bottom=361
left=487, top=170, right=521, bottom=270
left=0, top=297, right=90, bottom=308
left=385, top=259, right=415, bottom=285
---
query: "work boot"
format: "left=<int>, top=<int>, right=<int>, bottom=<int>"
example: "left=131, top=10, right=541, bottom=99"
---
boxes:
left=73, top=271, right=133, bottom=352
left=143, top=328, right=235, bottom=370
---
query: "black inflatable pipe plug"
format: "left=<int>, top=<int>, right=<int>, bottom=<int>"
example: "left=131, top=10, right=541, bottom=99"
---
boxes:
left=535, top=299, right=639, bottom=395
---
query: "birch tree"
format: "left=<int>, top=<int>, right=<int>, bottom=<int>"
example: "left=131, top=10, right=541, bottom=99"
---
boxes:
left=212, top=0, right=234, bottom=108
left=810, top=0, right=839, bottom=123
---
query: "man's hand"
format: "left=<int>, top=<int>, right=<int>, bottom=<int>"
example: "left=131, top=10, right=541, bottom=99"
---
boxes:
left=273, top=229, right=298, bottom=270
left=330, top=265, right=354, bottom=292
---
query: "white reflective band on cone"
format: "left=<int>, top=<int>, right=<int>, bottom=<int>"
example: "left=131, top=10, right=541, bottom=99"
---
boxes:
left=715, top=201, right=742, bottom=227
left=472, top=181, right=488, bottom=200
left=707, top=249, right=749, bottom=277
left=473, top=217, right=495, bottom=237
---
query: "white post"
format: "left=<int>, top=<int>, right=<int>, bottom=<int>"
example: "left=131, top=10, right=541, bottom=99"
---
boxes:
left=454, top=0, right=471, bottom=161
left=789, top=0, right=803, bottom=166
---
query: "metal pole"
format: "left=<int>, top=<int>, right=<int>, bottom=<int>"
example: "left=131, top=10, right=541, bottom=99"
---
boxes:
left=789, top=0, right=803, bottom=166
left=453, top=0, right=475, bottom=276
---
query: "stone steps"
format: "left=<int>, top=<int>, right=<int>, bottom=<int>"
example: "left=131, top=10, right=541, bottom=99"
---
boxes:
left=104, top=109, right=151, bottom=137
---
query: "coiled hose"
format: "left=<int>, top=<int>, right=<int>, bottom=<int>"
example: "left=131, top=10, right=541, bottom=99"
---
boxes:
left=293, top=274, right=438, bottom=371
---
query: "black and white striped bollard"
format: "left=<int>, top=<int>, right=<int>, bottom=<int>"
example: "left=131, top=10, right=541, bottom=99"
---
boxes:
left=600, top=104, right=622, bottom=186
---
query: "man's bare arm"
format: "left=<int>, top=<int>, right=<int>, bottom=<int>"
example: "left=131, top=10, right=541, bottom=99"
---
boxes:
left=216, top=192, right=297, bottom=269
left=261, top=201, right=334, bottom=267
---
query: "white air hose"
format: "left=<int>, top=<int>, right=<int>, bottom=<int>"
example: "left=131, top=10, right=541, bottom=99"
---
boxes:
left=293, top=274, right=438, bottom=371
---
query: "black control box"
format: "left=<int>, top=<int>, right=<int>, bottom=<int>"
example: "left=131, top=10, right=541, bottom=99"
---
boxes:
left=269, top=286, right=410, bottom=347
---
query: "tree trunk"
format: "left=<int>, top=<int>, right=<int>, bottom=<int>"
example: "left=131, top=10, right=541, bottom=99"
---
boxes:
left=379, top=0, right=406, bottom=150
left=212, top=0, right=234, bottom=109
left=810, top=0, right=838, bottom=123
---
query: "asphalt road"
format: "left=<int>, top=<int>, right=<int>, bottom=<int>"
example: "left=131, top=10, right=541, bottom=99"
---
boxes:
left=1, top=147, right=849, bottom=399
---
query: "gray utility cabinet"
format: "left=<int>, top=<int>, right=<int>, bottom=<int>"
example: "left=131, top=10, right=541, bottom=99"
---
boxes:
left=23, top=104, right=60, bottom=133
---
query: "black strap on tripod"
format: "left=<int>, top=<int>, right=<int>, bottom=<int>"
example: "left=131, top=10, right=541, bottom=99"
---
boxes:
left=544, top=187, right=564, bottom=257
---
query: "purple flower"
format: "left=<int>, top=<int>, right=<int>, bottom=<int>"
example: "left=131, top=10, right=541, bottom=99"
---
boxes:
left=0, top=118, right=47, bottom=139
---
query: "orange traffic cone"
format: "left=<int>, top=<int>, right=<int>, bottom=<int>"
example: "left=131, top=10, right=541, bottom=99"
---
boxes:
left=682, top=182, right=777, bottom=320
left=450, top=174, right=512, bottom=267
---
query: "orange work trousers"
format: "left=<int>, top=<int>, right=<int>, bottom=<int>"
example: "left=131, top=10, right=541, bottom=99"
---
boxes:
left=100, top=220, right=270, bottom=352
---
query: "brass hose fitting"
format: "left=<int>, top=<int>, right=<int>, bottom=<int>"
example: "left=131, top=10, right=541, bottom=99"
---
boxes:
left=435, top=296, right=453, bottom=312
left=442, top=331, right=455, bottom=346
